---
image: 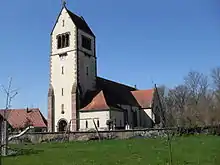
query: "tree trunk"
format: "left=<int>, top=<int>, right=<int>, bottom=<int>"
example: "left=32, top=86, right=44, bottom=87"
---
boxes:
left=1, top=120, right=8, bottom=156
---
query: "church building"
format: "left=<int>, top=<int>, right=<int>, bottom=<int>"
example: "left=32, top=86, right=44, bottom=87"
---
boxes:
left=48, top=4, right=164, bottom=132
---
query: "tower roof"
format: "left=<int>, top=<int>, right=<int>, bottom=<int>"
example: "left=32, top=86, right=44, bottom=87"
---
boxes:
left=51, top=6, right=95, bottom=37
left=66, top=8, right=95, bottom=37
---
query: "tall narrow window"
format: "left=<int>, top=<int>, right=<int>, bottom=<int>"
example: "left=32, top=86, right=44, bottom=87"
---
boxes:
left=61, top=66, right=64, bottom=74
left=97, top=120, right=100, bottom=128
left=61, top=88, right=64, bottom=96
left=61, top=104, right=64, bottom=114
left=86, top=120, right=88, bottom=128
left=86, top=67, right=89, bottom=76
left=62, top=20, right=65, bottom=27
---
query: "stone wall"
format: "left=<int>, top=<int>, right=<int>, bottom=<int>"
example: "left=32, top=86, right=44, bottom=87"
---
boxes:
left=8, top=126, right=220, bottom=144
left=9, top=129, right=170, bottom=144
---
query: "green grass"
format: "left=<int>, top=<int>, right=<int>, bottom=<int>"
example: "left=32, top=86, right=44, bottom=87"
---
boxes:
left=2, top=135, right=220, bottom=165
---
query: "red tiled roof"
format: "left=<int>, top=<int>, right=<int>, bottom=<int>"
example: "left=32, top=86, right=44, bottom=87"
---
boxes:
left=80, top=77, right=155, bottom=111
left=96, top=77, right=139, bottom=107
left=0, top=108, right=47, bottom=129
left=81, top=91, right=110, bottom=111
left=131, top=89, right=155, bottom=108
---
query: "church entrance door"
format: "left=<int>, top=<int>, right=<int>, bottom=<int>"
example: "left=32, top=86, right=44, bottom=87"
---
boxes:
left=58, top=119, right=68, bottom=132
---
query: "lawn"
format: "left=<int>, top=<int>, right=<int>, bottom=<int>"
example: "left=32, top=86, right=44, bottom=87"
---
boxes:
left=2, top=135, right=220, bottom=165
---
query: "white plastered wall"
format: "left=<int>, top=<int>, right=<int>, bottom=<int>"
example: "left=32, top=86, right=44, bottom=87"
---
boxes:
left=51, top=7, right=77, bottom=131
left=79, top=110, right=110, bottom=131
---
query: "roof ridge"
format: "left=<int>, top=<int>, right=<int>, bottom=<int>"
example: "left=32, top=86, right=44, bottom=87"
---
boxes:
left=0, top=108, right=40, bottom=111
left=131, top=89, right=155, bottom=108
left=97, top=76, right=136, bottom=90
left=91, top=90, right=108, bottom=106
left=51, top=6, right=95, bottom=36
left=66, top=8, right=95, bottom=36
left=98, top=90, right=109, bottom=107
left=80, top=90, right=110, bottom=111
left=66, top=8, right=81, bottom=19
left=132, top=89, right=154, bottom=93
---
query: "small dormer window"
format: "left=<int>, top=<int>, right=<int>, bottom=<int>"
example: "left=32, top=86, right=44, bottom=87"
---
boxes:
left=57, top=33, right=70, bottom=49
left=82, top=35, right=91, bottom=50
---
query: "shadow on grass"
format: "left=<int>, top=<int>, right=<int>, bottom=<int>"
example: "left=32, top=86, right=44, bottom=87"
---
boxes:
left=6, top=147, right=44, bottom=157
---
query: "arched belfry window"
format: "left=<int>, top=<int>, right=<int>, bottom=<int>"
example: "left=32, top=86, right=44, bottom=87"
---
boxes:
left=61, top=35, right=65, bottom=48
left=66, top=34, right=69, bottom=47
left=57, top=32, right=70, bottom=49
left=57, top=36, right=62, bottom=49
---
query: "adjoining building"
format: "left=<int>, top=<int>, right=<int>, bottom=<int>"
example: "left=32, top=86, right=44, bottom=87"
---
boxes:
left=0, top=108, right=47, bottom=133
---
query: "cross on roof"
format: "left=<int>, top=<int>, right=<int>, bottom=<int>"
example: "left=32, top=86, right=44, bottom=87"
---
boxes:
left=62, top=0, right=66, bottom=7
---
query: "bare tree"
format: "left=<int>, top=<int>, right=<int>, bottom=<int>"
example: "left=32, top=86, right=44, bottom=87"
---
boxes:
left=210, top=67, right=220, bottom=125
left=183, top=71, right=209, bottom=127
left=155, top=84, right=173, bottom=165
left=184, top=71, right=208, bottom=104
left=163, top=71, right=210, bottom=127
left=211, top=67, right=220, bottom=100
left=166, top=85, right=189, bottom=127
left=211, top=67, right=220, bottom=90
left=1, top=77, right=18, bottom=157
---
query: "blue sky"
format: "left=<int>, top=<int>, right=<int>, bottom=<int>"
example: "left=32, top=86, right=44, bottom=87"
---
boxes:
left=0, top=0, right=220, bottom=117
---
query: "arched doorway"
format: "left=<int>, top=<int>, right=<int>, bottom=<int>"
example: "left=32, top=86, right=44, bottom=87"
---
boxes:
left=58, top=119, right=67, bottom=132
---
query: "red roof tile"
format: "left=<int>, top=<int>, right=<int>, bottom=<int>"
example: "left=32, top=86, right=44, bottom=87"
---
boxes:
left=81, top=91, right=110, bottom=111
left=0, top=108, right=47, bottom=129
left=80, top=77, right=155, bottom=111
left=96, top=77, right=139, bottom=107
left=131, top=89, right=155, bottom=108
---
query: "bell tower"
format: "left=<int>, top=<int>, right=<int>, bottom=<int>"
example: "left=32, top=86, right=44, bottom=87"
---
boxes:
left=48, top=4, right=96, bottom=132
